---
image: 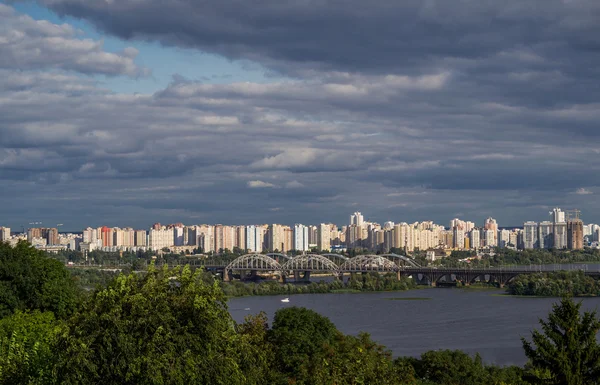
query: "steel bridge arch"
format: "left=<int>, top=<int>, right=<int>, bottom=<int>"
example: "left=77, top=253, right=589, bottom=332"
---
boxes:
left=282, top=254, right=340, bottom=275
left=225, top=254, right=284, bottom=278
left=339, top=255, right=399, bottom=273
left=320, top=253, right=349, bottom=265
left=266, top=252, right=291, bottom=261
left=380, top=253, right=420, bottom=267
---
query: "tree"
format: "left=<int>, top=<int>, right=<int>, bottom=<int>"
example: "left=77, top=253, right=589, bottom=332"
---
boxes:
left=0, top=310, right=63, bottom=385
left=268, top=306, right=339, bottom=382
left=54, top=265, right=260, bottom=385
left=522, top=297, right=600, bottom=385
left=0, top=241, right=80, bottom=319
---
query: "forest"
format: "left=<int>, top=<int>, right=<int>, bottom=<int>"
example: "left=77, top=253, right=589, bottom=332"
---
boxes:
left=2, top=240, right=600, bottom=384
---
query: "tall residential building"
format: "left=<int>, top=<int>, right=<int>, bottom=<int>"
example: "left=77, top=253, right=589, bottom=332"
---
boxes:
left=148, top=227, right=174, bottom=250
left=553, top=223, right=567, bottom=249
left=484, top=229, right=496, bottom=248
left=173, top=225, right=184, bottom=246
left=567, top=219, right=584, bottom=250
left=27, top=227, right=42, bottom=242
left=101, top=226, right=113, bottom=247
left=498, top=229, right=511, bottom=248
left=551, top=208, right=566, bottom=224
left=293, top=224, right=309, bottom=252
left=135, top=230, right=147, bottom=247
left=484, top=217, right=498, bottom=247
left=453, top=226, right=465, bottom=249
left=470, top=228, right=480, bottom=249
left=268, top=224, right=286, bottom=252
left=197, top=225, right=215, bottom=253
left=523, top=222, right=539, bottom=249
left=538, top=221, right=553, bottom=249
left=246, top=225, right=264, bottom=253
left=350, top=212, right=364, bottom=227
left=317, top=223, right=331, bottom=251
left=0, top=227, right=10, bottom=242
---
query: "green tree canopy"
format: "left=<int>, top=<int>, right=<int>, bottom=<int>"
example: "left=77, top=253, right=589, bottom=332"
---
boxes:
left=54, top=265, right=266, bottom=385
left=522, top=297, right=600, bottom=385
left=0, top=241, right=80, bottom=318
left=0, top=310, right=63, bottom=385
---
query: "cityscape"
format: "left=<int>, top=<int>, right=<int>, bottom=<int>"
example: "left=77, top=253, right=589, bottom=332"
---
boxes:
left=0, top=207, right=593, bottom=257
left=2, top=0, right=600, bottom=383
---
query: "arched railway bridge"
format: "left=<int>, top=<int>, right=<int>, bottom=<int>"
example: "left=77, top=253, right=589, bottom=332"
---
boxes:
left=219, top=253, right=600, bottom=286
left=66, top=253, right=600, bottom=287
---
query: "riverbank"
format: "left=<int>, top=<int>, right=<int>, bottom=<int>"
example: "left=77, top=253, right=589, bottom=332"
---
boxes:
left=220, top=273, right=416, bottom=297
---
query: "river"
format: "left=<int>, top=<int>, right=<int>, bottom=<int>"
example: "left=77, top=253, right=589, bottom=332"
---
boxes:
left=229, top=288, right=600, bottom=366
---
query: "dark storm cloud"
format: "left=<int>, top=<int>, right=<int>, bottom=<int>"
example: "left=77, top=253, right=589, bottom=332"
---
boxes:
left=32, top=0, right=600, bottom=76
left=0, top=4, right=148, bottom=77
left=1, top=1, right=600, bottom=228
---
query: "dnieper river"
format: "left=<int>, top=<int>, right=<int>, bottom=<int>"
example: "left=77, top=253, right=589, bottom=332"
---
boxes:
left=229, top=288, right=600, bottom=365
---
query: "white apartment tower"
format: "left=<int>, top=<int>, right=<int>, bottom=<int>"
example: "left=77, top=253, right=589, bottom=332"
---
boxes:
left=350, top=212, right=364, bottom=227
left=293, top=224, right=309, bottom=252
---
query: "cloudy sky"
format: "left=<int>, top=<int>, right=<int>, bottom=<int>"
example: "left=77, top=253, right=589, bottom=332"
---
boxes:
left=1, top=0, right=599, bottom=230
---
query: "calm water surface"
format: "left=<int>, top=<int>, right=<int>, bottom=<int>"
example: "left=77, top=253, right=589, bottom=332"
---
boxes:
left=229, top=288, right=600, bottom=366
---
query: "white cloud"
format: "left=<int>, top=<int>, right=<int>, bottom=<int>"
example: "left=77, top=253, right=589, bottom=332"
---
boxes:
left=575, top=188, right=593, bottom=195
left=285, top=180, right=304, bottom=189
left=247, top=180, right=276, bottom=188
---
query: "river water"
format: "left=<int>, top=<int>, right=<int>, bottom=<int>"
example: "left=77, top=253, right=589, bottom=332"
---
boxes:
left=229, top=288, right=600, bottom=366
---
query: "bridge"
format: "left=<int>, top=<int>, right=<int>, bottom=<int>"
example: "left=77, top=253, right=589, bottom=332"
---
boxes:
left=220, top=253, right=600, bottom=286
left=66, top=253, right=600, bottom=287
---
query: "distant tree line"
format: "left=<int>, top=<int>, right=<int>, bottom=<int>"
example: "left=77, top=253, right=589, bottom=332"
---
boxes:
left=507, top=271, right=600, bottom=297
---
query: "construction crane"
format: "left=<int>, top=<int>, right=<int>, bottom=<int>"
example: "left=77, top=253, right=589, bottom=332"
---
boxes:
left=566, top=209, right=581, bottom=221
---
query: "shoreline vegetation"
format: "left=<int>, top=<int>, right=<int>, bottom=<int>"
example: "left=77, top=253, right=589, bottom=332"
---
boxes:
left=70, top=265, right=600, bottom=299
left=3, top=241, right=600, bottom=384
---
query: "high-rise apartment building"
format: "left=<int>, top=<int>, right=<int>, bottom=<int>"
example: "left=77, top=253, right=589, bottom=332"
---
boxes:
left=317, top=223, right=331, bottom=251
left=148, top=227, right=174, bottom=250
left=551, top=208, right=566, bottom=224
left=484, top=217, right=498, bottom=247
left=538, top=221, right=553, bottom=249
left=135, top=230, right=147, bottom=247
left=350, top=212, right=364, bottom=227
left=268, top=224, right=286, bottom=252
left=293, top=224, right=309, bottom=252
left=245, top=225, right=259, bottom=252
left=196, top=225, right=215, bottom=253
left=173, top=225, right=184, bottom=246
left=498, top=229, right=511, bottom=248
left=523, top=222, right=538, bottom=249
left=0, top=227, right=10, bottom=242
left=553, top=223, right=567, bottom=249
left=470, top=228, right=480, bottom=249
left=567, top=219, right=584, bottom=250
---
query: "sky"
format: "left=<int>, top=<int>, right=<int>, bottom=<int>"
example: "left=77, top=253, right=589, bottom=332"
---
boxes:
left=1, top=0, right=599, bottom=231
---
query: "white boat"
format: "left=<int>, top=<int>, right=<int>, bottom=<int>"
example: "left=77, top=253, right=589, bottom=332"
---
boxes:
left=281, top=298, right=290, bottom=303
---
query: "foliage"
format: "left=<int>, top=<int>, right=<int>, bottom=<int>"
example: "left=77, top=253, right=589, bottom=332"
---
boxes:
left=220, top=273, right=415, bottom=297
left=268, top=307, right=409, bottom=385
left=507, top=271, right=600, bottom=297
left=408, top=350, right=526, bottom=385
left=0, top=311, right=63, bottom=385
left=0, top=241, right=80, bottom=319
left=53, top=265, right=263, bottom=385
left=522, top=297, right=600, bottom=385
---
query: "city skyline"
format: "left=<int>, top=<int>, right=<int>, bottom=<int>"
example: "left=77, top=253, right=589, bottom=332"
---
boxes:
left=1, top=208, right=596, bottom=255
left=1, top=2, right=600, bottom=228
